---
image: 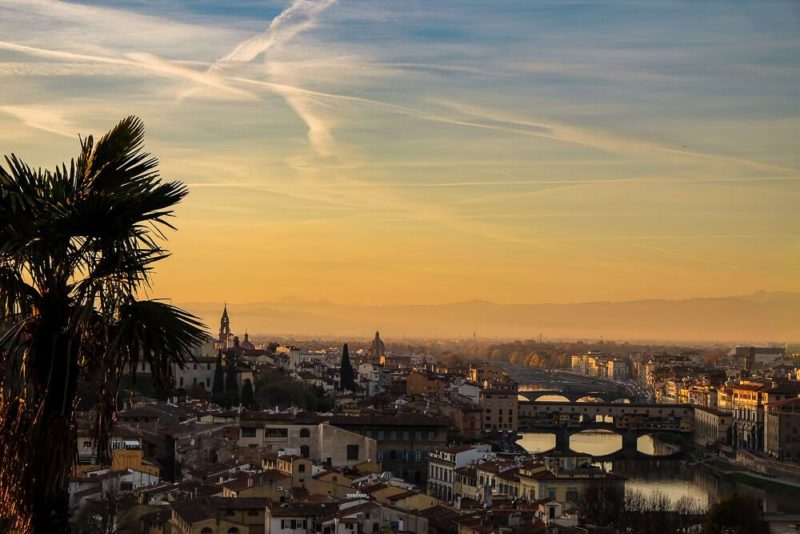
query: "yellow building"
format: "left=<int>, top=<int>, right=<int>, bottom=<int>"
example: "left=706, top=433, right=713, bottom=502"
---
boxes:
left=75, top=432, right=159, bottom=477
left=480, top=383, right=519, bottom=433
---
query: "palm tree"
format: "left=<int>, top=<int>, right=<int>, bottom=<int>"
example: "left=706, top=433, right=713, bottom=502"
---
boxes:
left=0, top=116, right=207, bottom=533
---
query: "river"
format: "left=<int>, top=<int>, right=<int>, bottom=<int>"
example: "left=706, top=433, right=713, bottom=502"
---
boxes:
left=517, top=431, right=800, bottom=514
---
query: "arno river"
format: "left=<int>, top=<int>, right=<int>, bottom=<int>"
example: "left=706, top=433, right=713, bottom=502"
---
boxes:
left=516, top=393, right=800, bottom=514
left=517, top=430, right=800, bottom=514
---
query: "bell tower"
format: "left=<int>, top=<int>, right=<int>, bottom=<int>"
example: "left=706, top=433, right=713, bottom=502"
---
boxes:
left=217, top=303, right=232, bottom=349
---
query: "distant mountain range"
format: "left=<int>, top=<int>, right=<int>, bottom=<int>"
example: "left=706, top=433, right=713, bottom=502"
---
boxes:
left=179, top=291, right=800, bottom=344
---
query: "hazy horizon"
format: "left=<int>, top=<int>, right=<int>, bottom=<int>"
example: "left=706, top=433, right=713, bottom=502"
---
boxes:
left=177, top=290, right=800, bottom=344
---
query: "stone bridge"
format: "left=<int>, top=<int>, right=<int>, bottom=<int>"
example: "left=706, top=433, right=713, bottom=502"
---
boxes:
left=518, top=401, right=693, bottom=458
left=519, top=389, right=635, bottom=403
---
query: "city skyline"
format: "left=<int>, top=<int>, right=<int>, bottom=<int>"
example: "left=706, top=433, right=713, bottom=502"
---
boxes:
left=1, top=0, right=799, bottom=316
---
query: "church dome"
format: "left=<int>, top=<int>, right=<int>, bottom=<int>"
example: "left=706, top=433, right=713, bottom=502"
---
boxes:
left=370, top=330, right=385, bottom=360
left=241, top=332, right=255, bottom=351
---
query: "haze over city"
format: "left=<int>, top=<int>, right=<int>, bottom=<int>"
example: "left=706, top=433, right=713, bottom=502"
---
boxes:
left=1, top=0, right=799, bottom=342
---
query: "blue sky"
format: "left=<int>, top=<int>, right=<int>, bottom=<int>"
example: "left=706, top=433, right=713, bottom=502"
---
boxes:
left=0, top=0, right=799, bottom=306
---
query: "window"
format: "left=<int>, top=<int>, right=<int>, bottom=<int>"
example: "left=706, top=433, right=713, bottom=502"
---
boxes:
left=299, top=464, right=306, bottom=472
left=206, top=378, right=211, bottom=388
left=300, top=445, right=310, bottom=458
left=265, top=428, right=288, bottom=438
left=247, top=510, right=258, bottom=516
left=207, top=363, right=211, bottom=370
left=402, top=431, right=410, bottom=441
left=390, top=430, right=397, bottom=440
left=347, top=444, right=359, bottom=461
left=179, top=376, right=184, bottom=387
left=202, top=529, right=213, bottom=534
left=241, top=427, right=256, bottom=438
left=378, top=430, right=385, bottom=440
left=193, top=377, right=197, bottom=386
left=82, top=440, right=92, bottom=448
left=120, top=482, right=133, bottom=491
left=389, top=449, right=397, bottom=460
left=415, top=431, right=422, bottom=440
left=299, top=428, right=311, bottom=438
left=428, top=431, right=436, bottom=441
left=227, top=528, right=239, bottom=534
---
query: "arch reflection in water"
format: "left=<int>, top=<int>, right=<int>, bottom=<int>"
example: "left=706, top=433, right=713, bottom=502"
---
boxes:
left=516, top=432, right=556, bottom=453
left=516, top=431, right=665, bottom=456
left=570, top=430, right=621, bottom=456
left=516, top=431, right=626, bottom=456
left=534, top=394, right=570, bottom=402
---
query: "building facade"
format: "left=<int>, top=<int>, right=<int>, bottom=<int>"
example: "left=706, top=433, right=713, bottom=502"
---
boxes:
left=427, top=445, right=491, bottom=503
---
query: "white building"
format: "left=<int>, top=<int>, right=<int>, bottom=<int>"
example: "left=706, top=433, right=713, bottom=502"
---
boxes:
left=356, top=363, right=388, bottom=396
left=427, top=444, right=492, bottom=503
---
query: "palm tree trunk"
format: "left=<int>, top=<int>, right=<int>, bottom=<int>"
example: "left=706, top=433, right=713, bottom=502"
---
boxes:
left=28, top=305, right=78, bottom=534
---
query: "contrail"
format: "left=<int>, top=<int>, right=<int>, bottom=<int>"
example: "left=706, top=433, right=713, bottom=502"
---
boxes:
left=0, top=40, right=256, bottom=100
left=218, top=0, right=337, bottom=64
left=193, top=0, right=338, bottom=154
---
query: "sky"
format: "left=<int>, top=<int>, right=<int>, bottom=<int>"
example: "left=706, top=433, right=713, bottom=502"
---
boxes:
left=1, top=0, right=799, bottom=310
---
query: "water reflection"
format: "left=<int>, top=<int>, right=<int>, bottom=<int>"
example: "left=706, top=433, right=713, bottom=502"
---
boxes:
left=516, top=432, right=555, bottom=453
left=534, top=394, right=569, bottom=402
left=516, top=432, right=800, bottom=514
left=517, top=432, right=678, bottom=457
left=571, top=430, right=621, bottom=455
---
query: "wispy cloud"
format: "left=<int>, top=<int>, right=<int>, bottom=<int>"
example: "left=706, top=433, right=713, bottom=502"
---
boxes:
left=434, top=100, right=800, bottom=176
left=0, top=105, right=77, bottom=138
left=125, top=52, right=257, bottom=100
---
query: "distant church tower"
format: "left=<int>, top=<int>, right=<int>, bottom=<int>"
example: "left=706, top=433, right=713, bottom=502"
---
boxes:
left=216, top=303, right=233, bottom=350
left=370, top=330, right=386, bottom=366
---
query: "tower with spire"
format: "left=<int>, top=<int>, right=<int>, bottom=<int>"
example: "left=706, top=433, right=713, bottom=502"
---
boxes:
left=215, top=303, right=233, bottom=350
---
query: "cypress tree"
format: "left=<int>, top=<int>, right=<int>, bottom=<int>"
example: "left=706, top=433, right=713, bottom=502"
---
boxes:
left=211, top=350, right=226, bottom=406
left=225, top=350, right=240, bottom=407
left=212, top=351, right=224, bottom=394
left=241, top=379, right=255, bottom=409
left=340, top=343, right=355, bottom=391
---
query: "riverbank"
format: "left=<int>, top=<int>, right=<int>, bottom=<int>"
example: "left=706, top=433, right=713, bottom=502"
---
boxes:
left=697, top=457, right=800, bottom=497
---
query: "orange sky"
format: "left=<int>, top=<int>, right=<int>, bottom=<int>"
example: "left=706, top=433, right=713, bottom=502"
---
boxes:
left=1, top=0, right=799, bottom=314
